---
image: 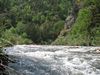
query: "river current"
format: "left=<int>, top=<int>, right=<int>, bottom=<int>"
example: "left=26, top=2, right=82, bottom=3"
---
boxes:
left=4, top=45, right=100, bottom=75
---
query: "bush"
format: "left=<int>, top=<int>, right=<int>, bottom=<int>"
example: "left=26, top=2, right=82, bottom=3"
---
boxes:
left=1, top=27, right=32, bottom=45
left=66, top=8, right=92, bottom=45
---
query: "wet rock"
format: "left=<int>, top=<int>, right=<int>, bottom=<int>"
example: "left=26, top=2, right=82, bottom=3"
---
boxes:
left=91, top=60, right=100, bottom=69
left=95, top=48, right=100, bottom=53
left=86, top=48, right=100, bottom=54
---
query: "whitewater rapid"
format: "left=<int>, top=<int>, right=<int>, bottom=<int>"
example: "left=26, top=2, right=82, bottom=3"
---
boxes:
left=4, top=45, right=100, bottom=75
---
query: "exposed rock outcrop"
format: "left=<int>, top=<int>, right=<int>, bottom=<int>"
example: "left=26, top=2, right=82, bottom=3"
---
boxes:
left=64, top=0, right=83, bottom=29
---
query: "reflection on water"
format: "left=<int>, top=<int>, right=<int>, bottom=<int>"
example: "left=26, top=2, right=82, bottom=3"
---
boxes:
left=4, top=45, right=100, bottom=75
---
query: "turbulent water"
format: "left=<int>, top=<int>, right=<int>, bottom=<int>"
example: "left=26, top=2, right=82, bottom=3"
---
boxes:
left=4, top=45, right=100, bottom=75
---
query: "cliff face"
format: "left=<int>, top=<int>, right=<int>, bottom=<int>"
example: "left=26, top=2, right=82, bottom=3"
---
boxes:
left=64, top=0, right=82, bottom=29
left=52, top=0, right=100, bottom=46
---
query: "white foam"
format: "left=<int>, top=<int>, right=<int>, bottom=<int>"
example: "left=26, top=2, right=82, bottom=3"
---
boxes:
left=5, top=45, right=100, bottom=75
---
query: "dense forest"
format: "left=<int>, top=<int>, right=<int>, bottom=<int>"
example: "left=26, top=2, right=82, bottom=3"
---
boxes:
left=0, top=0, right=100, bottom=46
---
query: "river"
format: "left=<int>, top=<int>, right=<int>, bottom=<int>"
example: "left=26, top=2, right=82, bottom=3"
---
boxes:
left=3, top=45, right=100, bottom=75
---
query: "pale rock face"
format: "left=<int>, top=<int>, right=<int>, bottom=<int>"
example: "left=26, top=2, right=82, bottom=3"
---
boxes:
left=64, top=0, right=84, bottom=30
left=64, top=0, right=81, bottom=30
left=64, top=15, right=75, bottom=29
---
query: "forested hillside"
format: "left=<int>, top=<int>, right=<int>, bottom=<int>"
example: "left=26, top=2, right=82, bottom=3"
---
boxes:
left=53, top=0, right=100, bottom=46
left=0, top=0, right=100, bottom=46
left=0, top=0, right=71, bottom=46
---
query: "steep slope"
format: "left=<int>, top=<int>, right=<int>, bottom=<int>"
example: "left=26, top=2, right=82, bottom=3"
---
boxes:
left=91, top=10, right=100, bottom=46
left=53, top=0, right=100, bottom=46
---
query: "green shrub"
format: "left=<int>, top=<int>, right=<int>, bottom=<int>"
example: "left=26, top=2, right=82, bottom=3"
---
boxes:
left=52, top=36, right=67, bottom=45
left=66, top=8, right=92, bottom=45
left=1, top=27, right=32, bottom=45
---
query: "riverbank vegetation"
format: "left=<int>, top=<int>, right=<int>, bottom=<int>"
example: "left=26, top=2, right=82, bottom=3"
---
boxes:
left=53, top=0, right=100, bottom=46
left=0, top=0, right=100, bottom=46
left=0, top=0, right=71, bottom=46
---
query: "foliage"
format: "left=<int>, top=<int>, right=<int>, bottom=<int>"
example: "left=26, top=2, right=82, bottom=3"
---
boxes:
left=52, top=36, right=67, bottom=45
left=53, top=8, right=93, bottom=45
left=84, top=0, right=100, bottom=8
left=52, top=29, right=68, bottom=45
left=54, top=0, right=100, bottom=46
left=66, top=8, right=92, bottom=45
left=0, top=0, right=99, bottom=46
left=0, top=0, right=71, bottom=45
left=1, top=27, right=32, bottom=45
